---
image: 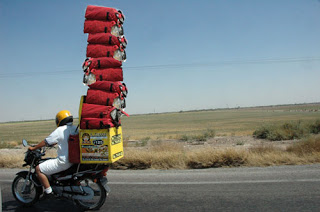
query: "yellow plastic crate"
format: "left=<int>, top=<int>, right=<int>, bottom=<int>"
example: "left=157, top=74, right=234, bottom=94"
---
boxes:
left=78, top=96, right=124, bottom=164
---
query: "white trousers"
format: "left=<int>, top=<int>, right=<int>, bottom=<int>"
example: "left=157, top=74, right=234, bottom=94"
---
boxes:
left=39, top=158, right=73, bottom=176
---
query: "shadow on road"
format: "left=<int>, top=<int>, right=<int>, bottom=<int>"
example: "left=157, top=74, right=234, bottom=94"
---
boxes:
left=2, top=199, right=84, bottom=212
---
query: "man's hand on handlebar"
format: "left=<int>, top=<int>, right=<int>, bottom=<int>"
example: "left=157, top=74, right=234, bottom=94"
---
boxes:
left=28, top=140, right=46, bottom=151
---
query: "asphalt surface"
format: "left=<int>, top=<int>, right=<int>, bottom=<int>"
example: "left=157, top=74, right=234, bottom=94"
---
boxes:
left=1, top=164, right=320, bottom=212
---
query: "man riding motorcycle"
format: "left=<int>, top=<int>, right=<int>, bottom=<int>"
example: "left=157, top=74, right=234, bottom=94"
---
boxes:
left=28, top=110, right=78, bottom=198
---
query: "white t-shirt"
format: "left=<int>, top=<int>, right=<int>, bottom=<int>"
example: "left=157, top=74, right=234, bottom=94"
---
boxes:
left=45, top=123, right=78, bottom=162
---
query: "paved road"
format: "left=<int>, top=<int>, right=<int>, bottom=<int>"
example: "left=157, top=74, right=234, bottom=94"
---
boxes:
left=1, top=164, right=320, bottom=212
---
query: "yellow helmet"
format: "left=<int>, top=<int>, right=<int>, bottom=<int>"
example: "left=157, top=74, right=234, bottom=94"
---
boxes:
left=55, top=110, right=73, bottom=127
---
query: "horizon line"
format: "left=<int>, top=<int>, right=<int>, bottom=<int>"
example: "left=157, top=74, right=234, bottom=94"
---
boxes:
left=1, top=102, right=319, bottom=124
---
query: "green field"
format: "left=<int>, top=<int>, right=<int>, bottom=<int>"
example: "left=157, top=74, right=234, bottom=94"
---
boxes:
left=1, top=103, right=320, bottom=144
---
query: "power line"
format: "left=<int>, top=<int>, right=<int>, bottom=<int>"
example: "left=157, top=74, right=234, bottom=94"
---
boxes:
left=126, top=57, right=320, bottom=70
left=1, top=57, right=319, bottom=78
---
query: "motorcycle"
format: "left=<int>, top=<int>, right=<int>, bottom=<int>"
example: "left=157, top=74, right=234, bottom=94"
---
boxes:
left=12, top=139, right=110, bottom=210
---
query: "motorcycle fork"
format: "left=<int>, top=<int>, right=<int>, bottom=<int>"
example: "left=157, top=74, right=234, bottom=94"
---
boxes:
left=21, top=159, right=35, bottom=194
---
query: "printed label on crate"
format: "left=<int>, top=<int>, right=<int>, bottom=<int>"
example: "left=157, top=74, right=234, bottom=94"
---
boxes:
left=112, top=151, right=123, bottom=159
left=111, top=134, right=122, bottom=145
left=81, top=133, right=91, bottom=144
left=81, top=145, right=109, bottom=161
left=91, top=132, right=108, bottom=140
left=93, top=140, right=104, bottom=145
left=81, top=132, right=108, bottom=145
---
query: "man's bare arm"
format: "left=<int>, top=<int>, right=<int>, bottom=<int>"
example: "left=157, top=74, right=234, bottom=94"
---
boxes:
left=28, top=140, right=46, bottom=151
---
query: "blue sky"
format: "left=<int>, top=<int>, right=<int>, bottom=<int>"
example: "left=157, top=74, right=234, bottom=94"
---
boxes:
left=0, top=0, right=320, bottom=122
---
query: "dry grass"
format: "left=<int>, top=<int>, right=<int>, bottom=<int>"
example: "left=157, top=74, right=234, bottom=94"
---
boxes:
left=2, top=137, right=320, bottom=169
left=186, top=148, right=247, bottom=169
left=112, top=135, right=320, bottom=169
left=287, top=135, right=320, bottom=154
left=0, top=147, right=57, bottom=168
left=0, top=141, right=19, bottom=149
left=0, top=149, right=25, bottom=168
left=112, top=142, right=187, bottom=169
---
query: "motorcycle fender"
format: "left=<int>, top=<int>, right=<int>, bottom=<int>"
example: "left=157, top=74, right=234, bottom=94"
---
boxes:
left=16, top=171, right=43, bottom=195
left=99, top=177, right=111, bottom=194
left=16, top=171, right=28, bottom=178
left=16, top=171, right=42, bottom=188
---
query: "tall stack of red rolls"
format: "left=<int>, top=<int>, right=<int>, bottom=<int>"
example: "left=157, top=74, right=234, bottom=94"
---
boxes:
left=81, top=5, right=128, bottom=130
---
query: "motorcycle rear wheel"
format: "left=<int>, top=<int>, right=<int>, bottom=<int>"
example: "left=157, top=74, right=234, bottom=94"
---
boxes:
left=12, top=175, right=41, bottom=206
left=75, top=178, right=107, bottom=210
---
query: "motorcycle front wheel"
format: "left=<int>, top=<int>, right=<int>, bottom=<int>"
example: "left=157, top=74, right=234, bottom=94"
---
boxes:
left=12, top=175, right=41, bottom=206
left=75, top=178, right=107, bottom=210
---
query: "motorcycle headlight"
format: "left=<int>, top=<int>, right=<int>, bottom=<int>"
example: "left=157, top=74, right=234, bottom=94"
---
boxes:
left=24, top=151, right=34, bottom=164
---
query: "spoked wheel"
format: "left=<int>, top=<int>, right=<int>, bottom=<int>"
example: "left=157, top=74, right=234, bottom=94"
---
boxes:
left=12, top=175, right=41, bottom=206
left=75, top=178, right=107, bottom=210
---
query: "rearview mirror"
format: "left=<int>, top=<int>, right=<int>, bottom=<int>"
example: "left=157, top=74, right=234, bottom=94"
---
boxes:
left=22, top=139, right=28, bottom=147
